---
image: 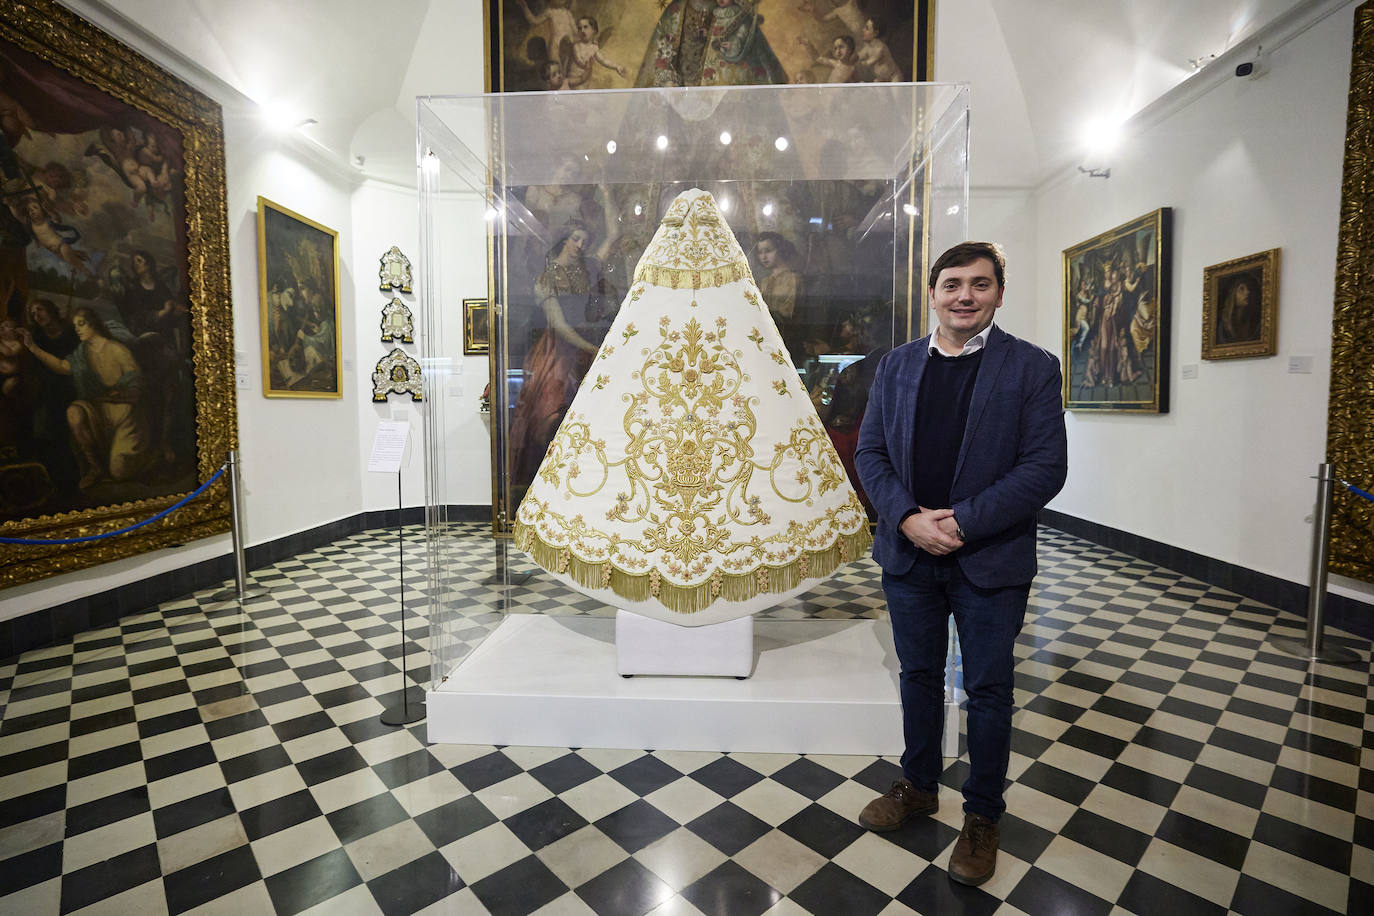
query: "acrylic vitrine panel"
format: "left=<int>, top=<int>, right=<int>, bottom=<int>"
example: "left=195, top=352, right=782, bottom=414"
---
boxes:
left=419, top=83, right=968, bottom=683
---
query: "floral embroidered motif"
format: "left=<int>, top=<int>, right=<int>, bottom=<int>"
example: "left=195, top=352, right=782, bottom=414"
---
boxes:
left=633, top=188, right=754, bottom=290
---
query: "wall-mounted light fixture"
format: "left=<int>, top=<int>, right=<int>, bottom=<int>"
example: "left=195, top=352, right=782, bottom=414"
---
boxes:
left=260, top=100, right=316, bottom=134
left=1079, top=115, right=1123, bottom=179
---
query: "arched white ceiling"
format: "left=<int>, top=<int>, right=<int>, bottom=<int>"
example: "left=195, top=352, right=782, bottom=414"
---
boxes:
left=940, top=0, right=1316, bottom=186
left=84, top=0, right=1324, bottom=188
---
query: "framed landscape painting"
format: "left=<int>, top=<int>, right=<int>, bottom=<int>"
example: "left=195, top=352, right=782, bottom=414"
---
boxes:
left=256, top=197, right=342, bottom=398
left=1062, top=209, right=1172, bottom=413
left=0, top=0, right=234, bottom=587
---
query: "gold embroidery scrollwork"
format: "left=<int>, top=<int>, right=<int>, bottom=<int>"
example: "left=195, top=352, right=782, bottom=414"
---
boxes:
left=514, top=299, right=872, bottom=616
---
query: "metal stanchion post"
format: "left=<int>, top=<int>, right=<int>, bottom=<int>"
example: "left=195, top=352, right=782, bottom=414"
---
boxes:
left=212, top=449, right=266, bottom=602
left=382, top=470, right=425, bottom=726
left=1274, top=463, right=1361, bottom=664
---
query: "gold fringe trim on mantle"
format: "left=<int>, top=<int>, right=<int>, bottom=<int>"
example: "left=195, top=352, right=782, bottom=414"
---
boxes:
left=633, top=259, right=754, bottom=291
left=511, top=520, right=873, bottom=616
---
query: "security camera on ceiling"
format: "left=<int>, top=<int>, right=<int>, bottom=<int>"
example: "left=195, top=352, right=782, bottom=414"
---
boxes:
left=1235, top=45, right=1266, bottom=80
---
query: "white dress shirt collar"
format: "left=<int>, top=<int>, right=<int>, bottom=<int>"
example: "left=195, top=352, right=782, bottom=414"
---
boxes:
left=929, top=322, right=995, bottom=357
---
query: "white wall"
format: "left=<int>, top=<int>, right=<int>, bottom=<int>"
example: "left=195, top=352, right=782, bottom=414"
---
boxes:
left=1036, top=5, right=1354, bottom=591
left=351, top=181, right=426, bottom=510
left=346, top=181, right=493, bottom=513
left=967, top=189, right=1039, bottom=344
left=229, top=119, right=363, bottom=544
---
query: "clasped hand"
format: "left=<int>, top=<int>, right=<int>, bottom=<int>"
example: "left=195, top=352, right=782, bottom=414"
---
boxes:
left=900, top=506, right=964, bottom=555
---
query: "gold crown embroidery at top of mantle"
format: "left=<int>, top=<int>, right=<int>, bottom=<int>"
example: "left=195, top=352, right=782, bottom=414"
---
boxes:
left=633, top=189, right=754, bottom=291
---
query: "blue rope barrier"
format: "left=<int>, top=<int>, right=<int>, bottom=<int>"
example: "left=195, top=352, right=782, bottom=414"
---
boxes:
left=1, top=465, right=227, bottom=545
left=1339, top=479, right=1374, bottom=503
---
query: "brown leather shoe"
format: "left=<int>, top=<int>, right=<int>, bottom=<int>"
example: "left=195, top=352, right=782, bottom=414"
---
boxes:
left=858, top=779, right=938, bottom=831
left=948, top=812, right=999, bottom=886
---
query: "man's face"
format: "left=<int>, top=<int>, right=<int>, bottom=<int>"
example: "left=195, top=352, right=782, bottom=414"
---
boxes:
left=929, top=257, right=1003, bottom=341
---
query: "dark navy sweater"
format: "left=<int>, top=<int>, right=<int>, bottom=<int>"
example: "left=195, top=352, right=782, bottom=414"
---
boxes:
left=912, top=349, right=984, bottom=510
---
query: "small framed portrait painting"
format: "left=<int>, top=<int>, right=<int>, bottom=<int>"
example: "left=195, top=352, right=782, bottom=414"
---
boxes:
left=464, top=298, right=490, bottom=355
left=1201, top=248, right=1280, bottom=360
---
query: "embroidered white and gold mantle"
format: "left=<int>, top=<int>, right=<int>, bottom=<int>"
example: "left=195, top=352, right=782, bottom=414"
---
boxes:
left=514, top=189, right=871, bottom=626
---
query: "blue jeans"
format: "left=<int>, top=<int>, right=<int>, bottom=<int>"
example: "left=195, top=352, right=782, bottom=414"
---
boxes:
left=882, top=554, right=1029, bottom=822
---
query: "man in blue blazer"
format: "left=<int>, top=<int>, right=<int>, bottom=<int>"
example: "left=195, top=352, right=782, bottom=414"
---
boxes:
left=855, top=242, right=1067, bottom=886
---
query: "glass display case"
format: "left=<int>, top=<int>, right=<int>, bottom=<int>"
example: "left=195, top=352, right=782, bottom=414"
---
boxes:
left=418, top=83, right=968, bottom=727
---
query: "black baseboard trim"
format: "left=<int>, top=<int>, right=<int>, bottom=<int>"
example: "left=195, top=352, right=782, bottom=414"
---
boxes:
left=0, top=505, right=493, bottom=661
left=10, top=506, right=1367, bottom=662
left=1039, top=508, right=1374, bottom=643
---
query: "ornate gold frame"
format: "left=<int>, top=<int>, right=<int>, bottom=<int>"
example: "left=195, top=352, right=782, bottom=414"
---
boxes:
left=0, top=0, right=234, bottom=587
left=1328, top=1, right=1374, bottom=581
left=1061, top=208, right=1172, bottom=413
left=463, top=298, right=490, bottom=356
left=256, top=196, right=343, bottom=398
left=482, top=1, right=936, bottom=92
left=1200, top=248, right=1279, bottom=360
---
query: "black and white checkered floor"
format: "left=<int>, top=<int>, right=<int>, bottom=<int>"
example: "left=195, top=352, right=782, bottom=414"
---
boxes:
left=1, top=523, right=1371, bottom=915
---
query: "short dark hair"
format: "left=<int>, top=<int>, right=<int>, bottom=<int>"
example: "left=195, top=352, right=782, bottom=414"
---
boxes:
left=867, top=17, right=886, bottom=38
left=835, top=34, right=856, bottom=54
left=928, top=241, right=1005, bottom=289
left=579, top=16, right=598, bottom=33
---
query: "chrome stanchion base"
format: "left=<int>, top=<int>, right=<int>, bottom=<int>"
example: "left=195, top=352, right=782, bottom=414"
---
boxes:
left=380, top=686, right=427, bottom=726
left=1270, top=636, right=1363, bottom=665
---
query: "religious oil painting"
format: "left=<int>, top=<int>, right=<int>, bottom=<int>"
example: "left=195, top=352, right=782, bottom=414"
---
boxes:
left=487, top=1, right=931, bottom=93
left=256, top=197, right=341, bottom=398
left=1062, top=208, right=1171, bottom=413
left=482, top=2, right=934, bottom=532
left=1201, top=247, right=1279, bottom=360
left=0, top=0, right=235, bottom=587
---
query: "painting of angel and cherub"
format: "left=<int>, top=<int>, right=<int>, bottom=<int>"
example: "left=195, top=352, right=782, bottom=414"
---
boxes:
left=0, top=35, right=201, bottom=527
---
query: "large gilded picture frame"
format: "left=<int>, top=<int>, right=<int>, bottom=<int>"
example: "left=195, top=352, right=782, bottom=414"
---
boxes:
left=1062, top=208, right=1171, bottom=413
left=483, top=1, right=935, bottom=535
left=0, top=0, right=234, bottom=587
left=485, top=0, right=934, bottom=92
left=256, top=197, right=342, bottom=398
left=1328, top=1, right=1374, bottom=582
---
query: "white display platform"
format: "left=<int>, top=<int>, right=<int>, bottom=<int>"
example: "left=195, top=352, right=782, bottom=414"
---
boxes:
left=616, top=609, right=753, bottom=677
left=427, top=614, right=906, bottom=754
